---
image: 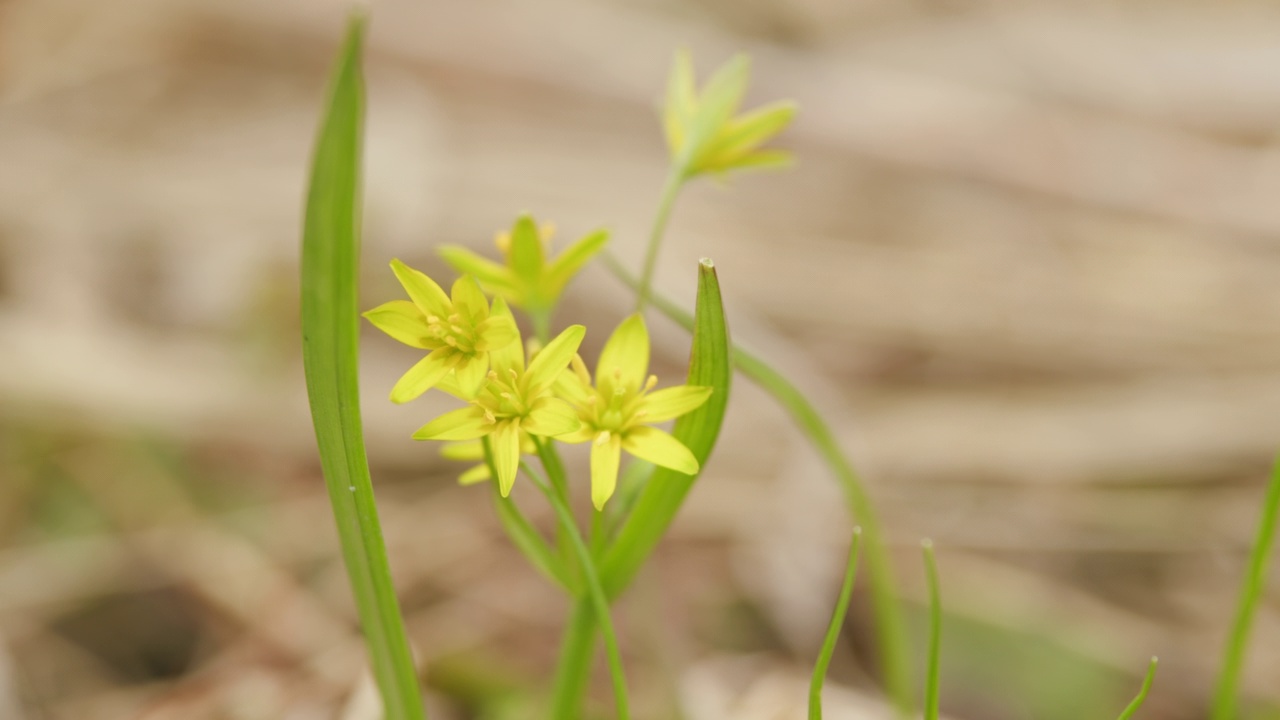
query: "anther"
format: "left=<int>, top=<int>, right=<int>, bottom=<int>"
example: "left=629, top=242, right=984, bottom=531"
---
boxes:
left=594, top=430, right=612, bottom=446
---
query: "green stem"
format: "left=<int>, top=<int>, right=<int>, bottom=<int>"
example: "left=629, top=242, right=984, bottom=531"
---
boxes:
left=1211, top=456, right=1280, bottom=720
left=922, top=540, right=941, bottom=720
left=535, top=438, right=576, bottom=579
left=1117, top=657, right=1158, bottom=720
left=484, top=439, right=575, bottom=593
left=602, top=252, right=914, bottom=717
left=530, top=306, right=553, bottom=346
left=550, top=598, right=597, bottom=720
left=635, top=167, right=685, bottom=313
left=525, top=451, right=631, bottom=720
left=809, top=528, right=862, bottom=720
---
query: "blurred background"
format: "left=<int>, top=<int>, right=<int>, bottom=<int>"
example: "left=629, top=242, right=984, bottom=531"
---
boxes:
left=3, top=0, right=1280, bottom=718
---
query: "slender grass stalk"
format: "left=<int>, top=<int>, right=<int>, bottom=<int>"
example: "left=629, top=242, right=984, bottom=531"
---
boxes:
left=809, top=528, right=863, bottom=720
left=922, top=540, right=941, bottom=720
left=1117, top=657, right=1158, bottom=720
left=525, top=448, right=631, bottom=720
left=635, top=167, right=685, bottom=312
left=487, top=451, right=575, bottom=592
left=601, top=252, right=914, bottom=717
left=300, top=14, right=425, bottom=719
left=1212, top=456, right=1280, bottom=720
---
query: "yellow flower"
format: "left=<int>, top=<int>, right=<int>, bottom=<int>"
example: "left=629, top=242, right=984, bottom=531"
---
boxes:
left=439, top=214, right=609, bottom=316
left=556, top=313, right=713, bottom=509
left=412, top=298, right=584, bottom=495
left=363, top=259, right=518, bottom=403
left=663, top=50, right=797, bottom=178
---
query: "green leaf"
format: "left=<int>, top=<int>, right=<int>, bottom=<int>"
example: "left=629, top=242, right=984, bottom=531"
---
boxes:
left=601, top=251, right=915, bottom=718
left=1212, top=455, right=1280, bottom=720
left=600, top=258, right=730, bottom=598
left=1116, top=657, right=1158, bottom=720
left=809, top=528, right=862, bottom=720
left=300, top=13, right=426, bottom=720
left=922, top=540, right=942, bottom=720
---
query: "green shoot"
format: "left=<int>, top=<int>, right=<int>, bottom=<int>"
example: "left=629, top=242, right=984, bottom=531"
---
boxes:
left=922, top=540, right=941, bottom=720
left=1116, top=657, right=1158, bottom=720
left=1212, top=456, right=1280, bottom=720
left=809, top=528, right=863, bottom=720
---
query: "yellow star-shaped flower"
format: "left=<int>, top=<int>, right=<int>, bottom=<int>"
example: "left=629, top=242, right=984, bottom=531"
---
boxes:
left=412, top=298, right=584, bottom=495
left=363, top=259, right=519, bottom=403
left=556, top=313, right=713, bottom=509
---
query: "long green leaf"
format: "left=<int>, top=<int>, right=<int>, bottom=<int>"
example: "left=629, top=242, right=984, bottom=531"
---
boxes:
left=809, top=528, right=862, bottom=720
left=300, top=14, right=426, bottom=719
left=601, top=252, right=914, bottom=717
left=1212, top=455, right=1280, bottom=720
left=602, top=258, right=731, bottom=598
left=922, top=540, right=941, bottom=720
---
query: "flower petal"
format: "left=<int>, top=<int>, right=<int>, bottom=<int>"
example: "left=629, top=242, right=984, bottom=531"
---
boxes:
left=597, top=313, right=649, bottom=395
left=639, top=385, right=713, bottom=422
left=451, top=275, right=489, bottom=324
left=457, top=464, right=491, bottom=485
left=526, top=324, right=586, bottom=390
left=362, top=300, right=433, bottom=349
left=475, top=314, right=518, bottom=353
left=508, top=215, right=545, bottom=284
left=553, top=363, right=593, bottom=407
left=449, top=354, right=490, bottom=399
left=590, top=431, right=623, bottom=510
left=390, top=259, right=451, bottom=318
left=439, top=246, right=517, bottom=293
left=440, top=440, right=484, bottom=461
left=487, top=297, right=525, bottom=376
left=622, top=426, right=699, bottom=476
left=492, top=420, right=522, bottom=496
left=546, top=229, right=609, bottom=295
left=523, top=398, right=581, bottom=437
left=390, top=347, right=457, bottom=404
left=412, top=405, right=492, bottom=441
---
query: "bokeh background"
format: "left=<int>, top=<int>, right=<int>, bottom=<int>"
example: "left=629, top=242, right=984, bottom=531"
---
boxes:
left=3, top=0, right=1280, bottom=718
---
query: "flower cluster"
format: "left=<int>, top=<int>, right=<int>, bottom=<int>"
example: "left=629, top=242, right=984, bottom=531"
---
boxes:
left=365, top=243, right=711, bottom=508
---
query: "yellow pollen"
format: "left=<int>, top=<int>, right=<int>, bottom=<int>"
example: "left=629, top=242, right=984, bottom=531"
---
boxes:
left=644, top=375, right=658, bottom=392
left=450, top=324, right=465, bottom=334
left=594, top=430, right=612, bottom=446
left=448, top=313, right=460, bottom=323
left=487, top=371, right=498, bottom=380
left=483, top=409, right=496, bottom=424
left=427, top=315, right=440, bottom=324
left=445, top=337, right=458, bottom=347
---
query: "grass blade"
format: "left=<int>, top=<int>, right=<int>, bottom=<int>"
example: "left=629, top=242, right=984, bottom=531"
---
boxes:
left=300, top=13, right=425, bottom=719
left=809, top=528, right=862, bottom=720
left=602, top=252, right=914, bottom=716
left=1212, top=456, right=1280, bottom=720
left=922, top=540, right=941, bottom=720
left=602, top=259, right=731, bottom=598
left=1117, top=657, right=1158, bottom=720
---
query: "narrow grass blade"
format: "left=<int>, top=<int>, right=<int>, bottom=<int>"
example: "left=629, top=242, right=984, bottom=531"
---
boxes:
left=922, top=540, right=941, bottom=720
left=1117, top=657, right=1158, bottom=720
left=602, top=259, right=731, bottom=598
left=809, top=528, right=862, bottom=720
left=523, top=456, right=631, bottom=720
left=602, top=252, right=914, bottom=716
left=300, top=14, right=426, bottom=719
left=1212, top=456, right=1280, bottom=720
